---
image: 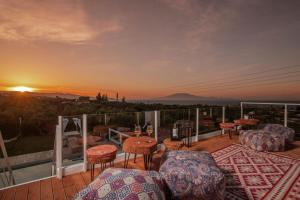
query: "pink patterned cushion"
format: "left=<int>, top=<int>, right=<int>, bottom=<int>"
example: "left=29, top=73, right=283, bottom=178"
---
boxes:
left=74, top=168, right=166, bottom=200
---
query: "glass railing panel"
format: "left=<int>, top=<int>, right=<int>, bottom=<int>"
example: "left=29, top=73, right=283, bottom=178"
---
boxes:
left=0, top=116, right=55, bottom=188
left=287, top=105, right=300, bottom=134
left=198, top=106, right=222, bottom=134
left=61, top=115, right=83, bottom=167
left=242, top=104, right=284, bottom=125
left=158, top=109, right=197, bottom=143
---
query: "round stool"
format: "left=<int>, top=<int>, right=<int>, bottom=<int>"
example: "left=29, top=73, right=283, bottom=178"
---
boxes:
left=163, top=138, right=184, bottom=151
left=220, top=122, right=236, bottom=139
left=86, top=144, right=117, bottom=180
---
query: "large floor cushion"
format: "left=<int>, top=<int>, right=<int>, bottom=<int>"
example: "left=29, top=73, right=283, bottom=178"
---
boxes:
left=240, top=130, right=285, bottom=152
left=262, top=124, right=295, bottom=143
left=159, top=150, right=225, bottom=200
left=74, top=168, right=166, bottom=200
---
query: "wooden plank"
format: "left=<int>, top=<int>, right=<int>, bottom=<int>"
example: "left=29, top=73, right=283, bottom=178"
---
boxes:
left=27, top=181, right=40, bottom=200
left=68, top=174, right=86, bottom=192
left=79, top=172, right=90, bottom=185
left=14, top=184, right=28, bottom=200
left=62, top=176, right=79, bottom=200
left=0, top=187, right=15, bottom=200
left=63, top=186, right=77, bottom=200
left=52, top=178, right=66, bottom=200
left=40, top=179, right=53, bottom=200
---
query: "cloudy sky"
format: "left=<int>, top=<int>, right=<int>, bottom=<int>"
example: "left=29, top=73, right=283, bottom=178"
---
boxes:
left=0, top=0, right=300, bottom=100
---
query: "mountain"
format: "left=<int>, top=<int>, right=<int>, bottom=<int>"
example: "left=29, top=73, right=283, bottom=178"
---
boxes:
left=154, top=93, right=215, bottom=101
left=132, top=93, right=239, bottom=105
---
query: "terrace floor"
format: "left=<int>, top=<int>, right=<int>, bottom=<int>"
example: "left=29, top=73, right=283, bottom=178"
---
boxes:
left=1, top=134, right=300, bottom=200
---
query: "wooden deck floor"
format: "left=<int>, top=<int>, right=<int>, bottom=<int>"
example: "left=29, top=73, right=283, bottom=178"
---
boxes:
left=1, top=134, right=300, bottom=200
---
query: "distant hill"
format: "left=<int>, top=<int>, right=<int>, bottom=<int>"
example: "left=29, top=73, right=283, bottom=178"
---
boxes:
left=131, top=93, right=239, bottom=105
left=154, top=93, right=216, bottom=101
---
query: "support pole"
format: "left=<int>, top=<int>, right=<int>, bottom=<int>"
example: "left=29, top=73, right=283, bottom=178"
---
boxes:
left=196, top=108, right=199, bottom=141
left=240, top=102, right=244, bottom=118
left=104, top=114, right=107, bottom=125
left=56, top=116, right=63, bottom=179
left=222, top=106, right=225, bottom=135
left=83, top=114, right=88, bottom=172
left=284, top=104, right=288, bottom=127
left=154, top=111, right=158, bottom=141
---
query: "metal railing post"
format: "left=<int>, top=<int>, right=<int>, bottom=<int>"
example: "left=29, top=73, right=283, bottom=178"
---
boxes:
left=196, top=108, right=199, bottom=141
left=240, top=102, right=243, bottom=118
left=284, top=104, right=288, bottom=127
left=222, top=106, right=225, bottom=135
left=56, top=116, right=63, bottom=179
left=83, top=114, right=88, bottom=172
left=136, top=112, right=140, bottom=125
left=154, top=111, right=158, bottom=141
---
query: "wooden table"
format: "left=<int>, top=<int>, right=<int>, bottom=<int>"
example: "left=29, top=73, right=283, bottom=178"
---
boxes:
left=123, top=136, right=157, bottom=170
left=220, top=122, right=236, bottom=139
left=86, top=144, right=117, bottom=180
left=163, top=138, right=184, bottom=150
left=234, top=119, right=259, bottom=129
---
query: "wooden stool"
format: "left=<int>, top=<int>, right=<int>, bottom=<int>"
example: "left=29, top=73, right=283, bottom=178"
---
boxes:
left=220, top=123, right=236, bottom=139
left=86, top=144, right=117, bottom=180
left=163, top=138, right=184, bottom=151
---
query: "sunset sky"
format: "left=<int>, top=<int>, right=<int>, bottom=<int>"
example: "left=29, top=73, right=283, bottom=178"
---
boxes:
left=0, top=0, right=300, bottom=100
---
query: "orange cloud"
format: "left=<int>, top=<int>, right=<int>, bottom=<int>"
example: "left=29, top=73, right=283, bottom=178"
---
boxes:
left=0, top=0, right=121, bottom=44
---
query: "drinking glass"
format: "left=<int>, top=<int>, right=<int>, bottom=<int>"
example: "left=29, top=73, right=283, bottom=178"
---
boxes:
left=146, top=125, right=153, bottom=137
left=134, top=125, right=142, bottom=138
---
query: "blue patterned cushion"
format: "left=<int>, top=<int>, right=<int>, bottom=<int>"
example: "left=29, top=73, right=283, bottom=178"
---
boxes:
left=74, top=168, right=166, bottom=200
left=240, top=130, right=285, bottom=152
left=159, top=150, right=225, bottom=200
left=263, top=124, right=295, bottom=143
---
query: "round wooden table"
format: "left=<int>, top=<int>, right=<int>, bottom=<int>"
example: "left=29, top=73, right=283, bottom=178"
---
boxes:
left=163, top=138, right=184, bottom=150
left=122, top=136, right=157, bottom=170
left=234, top=119, right=259, bottom=129
left=220, top=122, right=236, bottom=139
left=86, top=144, right=117, bottom=180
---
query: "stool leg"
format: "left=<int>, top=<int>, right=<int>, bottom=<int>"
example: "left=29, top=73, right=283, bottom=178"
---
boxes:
left=134, top=154, right=137, bottom=163
left=229, top=129, right=232, bottom=139
left=124, top=153, right=127, bottom=168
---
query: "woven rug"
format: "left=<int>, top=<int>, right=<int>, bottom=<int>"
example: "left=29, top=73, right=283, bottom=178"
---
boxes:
left=211, top=144, right=300, bottom=200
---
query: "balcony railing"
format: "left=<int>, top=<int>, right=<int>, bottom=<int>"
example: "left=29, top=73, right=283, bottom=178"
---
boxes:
left=0, top=102, right=299, bottom=189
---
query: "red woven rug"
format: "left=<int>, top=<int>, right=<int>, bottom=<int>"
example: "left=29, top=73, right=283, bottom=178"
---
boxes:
left=212, top=144, right=300, bottom=200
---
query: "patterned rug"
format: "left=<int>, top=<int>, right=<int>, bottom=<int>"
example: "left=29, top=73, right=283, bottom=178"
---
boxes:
left=211, top=144, right=300, bottom=200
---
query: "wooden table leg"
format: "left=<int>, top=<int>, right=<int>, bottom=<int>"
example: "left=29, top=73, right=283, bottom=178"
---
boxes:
left=91, top=164, right=95, bottom=181
left=124, top=153, right=127, bottom=168
left=134, top=154, right=137, bottom=163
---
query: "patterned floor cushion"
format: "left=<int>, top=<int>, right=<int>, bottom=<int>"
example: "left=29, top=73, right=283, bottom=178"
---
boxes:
left=262, top=124, right=295, bottom=143
left=240, top=130, right=285, bottom=152
left=159, top=150, right=225, bottom=200
left=74, top=168, right=166, bottom=200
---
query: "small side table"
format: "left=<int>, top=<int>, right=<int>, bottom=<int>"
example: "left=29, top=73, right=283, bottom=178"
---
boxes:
left=220, top=122, right=236, bottom=139
left=234, top=119, right=259, bottom=129
left=163, top=138, right=184, bottom=151
left=86, top=144, right=117, bottom=180
left=123, top=136, right=157, bottom=170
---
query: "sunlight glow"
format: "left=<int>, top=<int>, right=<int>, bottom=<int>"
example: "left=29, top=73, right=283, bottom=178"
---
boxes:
left=11, top=86, right=34, bottom=92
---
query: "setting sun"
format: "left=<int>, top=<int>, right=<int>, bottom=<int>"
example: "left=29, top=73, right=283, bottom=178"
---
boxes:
left=11, top=86, right=34, bottom=92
